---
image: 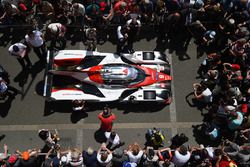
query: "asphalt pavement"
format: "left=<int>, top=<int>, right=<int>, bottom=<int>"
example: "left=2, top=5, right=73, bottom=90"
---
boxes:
left=0, top=26, right=209, bottom=152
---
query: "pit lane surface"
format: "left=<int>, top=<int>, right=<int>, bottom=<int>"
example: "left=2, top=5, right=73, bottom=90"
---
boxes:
left=0, top=28, right=205, bottom=151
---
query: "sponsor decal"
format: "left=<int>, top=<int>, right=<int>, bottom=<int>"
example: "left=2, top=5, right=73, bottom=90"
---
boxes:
left=62, top=93, right=82, bottom=95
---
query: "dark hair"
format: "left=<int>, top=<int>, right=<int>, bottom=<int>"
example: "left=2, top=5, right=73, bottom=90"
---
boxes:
left=110, top=131, right=116, bottom=139
left=100, top=153, right=108, bottom=161
left=214, top=149, right=223, bottom=156
left=148, top=148, right=155, bottom=160
left=27, top=30, right=34, bottom=36
left=179, top=145, right=188, bottom=155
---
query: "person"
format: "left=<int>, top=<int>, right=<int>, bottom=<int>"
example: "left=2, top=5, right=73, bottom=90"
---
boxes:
left=38, top=129, right=60, bottom=150
left=170, top=133, right=189, bottom=149
left=0, top=65, right=9, bottom=84
left=125, top=142, right=144, bottom=164
left=0, top=77, right=9, bottom=99
left=239, top=128, right=250, bottom=143
left=0, top=144, right=8, bottom=164
left=16, top=149, right=39, bottom=167
left=172, top=145, right=191, bottom=167
left=146, top=127, right=165, bottom=149
left=193, top=82, right=213, bottom=104
left=142, top=146, right=159, bottom=167
left=116, top=25, right=129, bottom=54
left=69, top=148, right=83, bottom=167
left=112, top=148, right=128, bottom=167
left=47, top=22, right=67, bottom=38
left=84, top=27, right=97, bottom=51
left=46, top=22, right=67, bottom=49
left=42, top=147, right=60, bottom=167
left=105, top=130, right=125, bottom=150
left=216, top=154, right=238, bottom=167
left=97, top=143, right=113, bottom=167
left=35, top=0, right=55, bottom=22
left=0, top=77, right=21, bottom=99
left=71, top=3, right=85, bottom=28
left=25, top=29, right=46, bottom=62
left=126, top=17, right=141, bottom=53
left=98, top=107, right=116, bottom=132
left=8, top=43, right=32, bottom=69
left=228, top=111, right=244, bottom=130
left=72, top=99, right=85, bottom=111
left=157, top=147, right=174, bottom=167
left=6, top=153, right=20, bottom=167
left=82, top=147, right=98, bottom=167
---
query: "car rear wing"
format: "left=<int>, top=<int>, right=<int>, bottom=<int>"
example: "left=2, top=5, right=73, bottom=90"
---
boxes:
left=43, top=50, right=54, bottom=100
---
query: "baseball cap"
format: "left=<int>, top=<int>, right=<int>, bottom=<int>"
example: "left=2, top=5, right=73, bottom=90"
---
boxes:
left=100, top=2, right=107, bottom=11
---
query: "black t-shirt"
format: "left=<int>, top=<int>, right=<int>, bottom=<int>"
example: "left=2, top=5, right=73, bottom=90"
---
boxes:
left=19, top=157, right=37, bottom=167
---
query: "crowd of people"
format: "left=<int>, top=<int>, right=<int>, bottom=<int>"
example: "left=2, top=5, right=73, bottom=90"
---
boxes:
left=1, top=0, right=250, bottom=166
left=0, top=107, right=248, bottom=167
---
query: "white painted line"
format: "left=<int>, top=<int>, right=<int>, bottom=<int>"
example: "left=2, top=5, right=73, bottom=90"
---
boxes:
left=0, top=122, right=202, bottom=131
left=167, top=51, right=178, bottom=137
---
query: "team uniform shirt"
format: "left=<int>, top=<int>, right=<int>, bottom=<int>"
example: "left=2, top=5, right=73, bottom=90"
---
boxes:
left=202, top=88, right=213, bottom=103
left=172, top=150, right=191, bottom=167
left=126, top=19, right=141, bottom=27
left=8, top=43, right=27, bottom=58
left=25, top=30, right=44, bottom=47
left=105, top=132, right=120, bottom=146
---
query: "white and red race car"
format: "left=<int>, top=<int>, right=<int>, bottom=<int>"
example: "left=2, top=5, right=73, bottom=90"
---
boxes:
left=44, top=50, right=172, bottom=104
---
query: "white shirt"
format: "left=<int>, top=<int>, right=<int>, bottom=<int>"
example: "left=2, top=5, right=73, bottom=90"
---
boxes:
left=105, top=132, right=120, bottom=146
left=202, top=88, right=213, bottom=103
left=117, top=26, right=124, bottom=41
left=97, top=152, right=112, bottom=166
left=8, top=43, right=27, bottom=58
left=126, top=19, right=141, bottom=27
left=172, top=150, right=191, bottom=167
left=127, top=150, right=143, bottom=164
left=205, top=147, right=215, bottom=160
left=48, top=23, right=63, bottom=34
left=25, top=30, right=44, bottom=47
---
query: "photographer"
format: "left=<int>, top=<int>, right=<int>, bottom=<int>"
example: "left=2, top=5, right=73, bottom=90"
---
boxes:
left=97, top=143, right=113, bottom=167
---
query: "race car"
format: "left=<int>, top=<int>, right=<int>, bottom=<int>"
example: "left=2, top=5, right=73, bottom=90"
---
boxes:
left=43, top=50, right=172, bottom=104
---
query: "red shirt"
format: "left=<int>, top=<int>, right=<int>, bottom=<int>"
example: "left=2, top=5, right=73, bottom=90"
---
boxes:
left=98, top=113, right=116, bottom=131
left=219, top=159, right=237, bottom=167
